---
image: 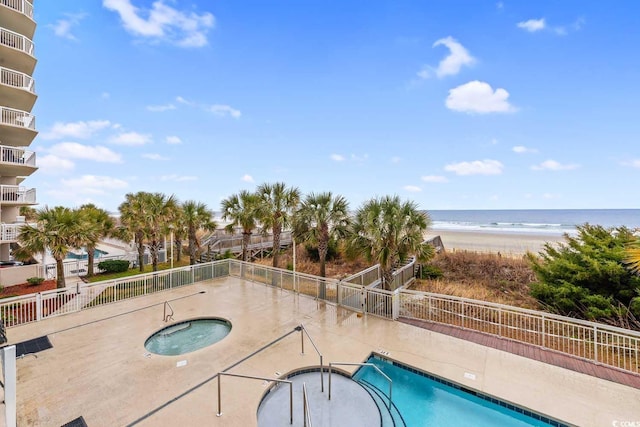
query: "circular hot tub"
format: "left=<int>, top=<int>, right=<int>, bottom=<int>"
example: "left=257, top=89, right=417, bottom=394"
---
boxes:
left=144, top=317, right=232, bottom=356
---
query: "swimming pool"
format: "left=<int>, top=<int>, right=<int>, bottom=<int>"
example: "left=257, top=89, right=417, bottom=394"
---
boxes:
left=65, top=249, right=108, bottom=260
left=353, top=355, right=567, bottom=427
left=144, top=318, right=232, bottom=356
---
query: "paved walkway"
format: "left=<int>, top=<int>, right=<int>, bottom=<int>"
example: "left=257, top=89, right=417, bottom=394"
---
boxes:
left=399, top=317, right=640, bottom=389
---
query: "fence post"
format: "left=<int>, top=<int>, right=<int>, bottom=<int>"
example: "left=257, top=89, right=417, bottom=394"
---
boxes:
left=593, top=325, right=599, bottom=363
left=392, top=290, right=399, bottom=320
left=36, top=293, right=42, bottom=321
left=541, top=315, right=546, bottom=348
left=2, top=345, right=17, bottom=427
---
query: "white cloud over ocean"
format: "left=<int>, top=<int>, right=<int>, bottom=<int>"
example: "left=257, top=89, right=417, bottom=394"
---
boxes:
left=446, top=81, right=516, bottom=114
left=445, top=159, right=504, bottom=176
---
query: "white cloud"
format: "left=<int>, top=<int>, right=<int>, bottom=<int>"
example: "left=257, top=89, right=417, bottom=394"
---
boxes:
left=496, top=2, right=504, bottom=9
left=418, top=37, right=475, bottom=79
left=622, top=159, right=640, bottom=168
left=208, top=104, right=241, bottom=119
left=60, top=175, right=128, bottom=195
left=445, top=159, right=504, bottom=176
left=241, top=174, right=254, bottom=183
left=102, top=0, right=215, bottom=47
left=101, top=92, right=111, bottom=99
left=176, top=96, right=192, bottom=105
left=391, top=156, right=401, bottom=164
left=517, top=18, right=546, bottom=32
left=512, top=145, right=538, bottom=154
left=330, top=154, right=345, bottom=162
left=421, top=175, right=449, bottom=183
left=403, top=185, right=422, bottom=193
left=38, top=155, right=75, bottom=174
left=160, top=174, right=197, bottom=182
left=109, top=131, right=152, bottom=145
left=146, top=103, right=176, bottom=112
left=531, top=160, right=579, bottom=171
left=490, top=138, right=499, bottom=145
left=48, top=142, right=122, bottom=163
left=543, top=193, right=561, bottom=199
left=41, top=120, right=112, bottom=140
left=49, top=13, right=86, bottom=40
left=142, top=153, right=169, bottom=161
left=165, top=136, right=182, bottom=144
left=350, top=153, right=369, bottom=162
left=446, top=81, right=516, bottom=114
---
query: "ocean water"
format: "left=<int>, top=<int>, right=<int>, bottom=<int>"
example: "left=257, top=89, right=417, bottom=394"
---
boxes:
left=428, top=209, right=640, bottom=236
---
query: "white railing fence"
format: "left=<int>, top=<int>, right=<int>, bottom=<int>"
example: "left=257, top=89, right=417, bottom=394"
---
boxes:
left=0, top=106, right=35, bottom=129
left=0, top=67, right=34, bottom=93
left=0, top=27, right=33, bottom=56
left=0, top=145, right=35, bottom=166
left=0, top=0, right=34, bottom=18
left=0, top=185, right=35, bottom=203
left=0, top=259, right=638, bottom=375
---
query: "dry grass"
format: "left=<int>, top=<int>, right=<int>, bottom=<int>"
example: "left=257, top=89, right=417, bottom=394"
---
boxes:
left=254, top=246, right=371, bottom=279
left=410, top=251, right=540, bottom=309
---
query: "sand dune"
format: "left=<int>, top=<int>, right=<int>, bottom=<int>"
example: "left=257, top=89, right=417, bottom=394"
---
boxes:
left=425, top=230, right=565, bottom=256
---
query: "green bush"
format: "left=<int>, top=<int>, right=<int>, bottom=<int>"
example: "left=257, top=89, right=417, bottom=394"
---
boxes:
left=97, top=260, right=130, bottom=273
left=528, top=224, right=640, bottom=322
left=26, top=277, right=44, bottom=286
left=417, top=264, right=443, bottom=279
left=305, top=239, right=339, bottom=262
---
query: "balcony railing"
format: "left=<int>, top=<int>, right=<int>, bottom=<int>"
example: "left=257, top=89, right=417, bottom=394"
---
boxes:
left=0, top=66, right=34, bottom=93
left=0, top=222, right=26, bottom=241
left=0, top=0, right=33, bottom=19
left=0, top=27, right=34, bottom=56
left=0, top=144, right=35, bottom=166
left=0, top=106, right=35, bottom=130
left=0, top=185, right=35, bottom=203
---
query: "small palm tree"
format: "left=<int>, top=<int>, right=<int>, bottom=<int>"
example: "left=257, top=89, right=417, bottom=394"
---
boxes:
left=293, top=192, right=350, bottom=277
left=346, top=195, right=434, bottom=290
left=182, top=200, right=217, bottom=265
left=221, top=190, right=259, bottom=262
left=256, top=182, right=301, bottom=268
left=78, top=204, right=115, bottom=277
left=119, top=192, right=149, bottom=272
left=625, top=241, right=640, bottom=274
left=142, top=192, right=179, bottom=271
left=17, top=206, right=89, bottom=288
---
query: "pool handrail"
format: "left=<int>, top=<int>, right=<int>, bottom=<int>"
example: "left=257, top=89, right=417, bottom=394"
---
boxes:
left=216, top=372, right=293, bottom=424
left=298, top=324, right=324, bottom=392
left=302, top=382, right=312, bottom=427
left=162, top=301, right=174, bottom=322
left=328, top=362, right=392, bottom=409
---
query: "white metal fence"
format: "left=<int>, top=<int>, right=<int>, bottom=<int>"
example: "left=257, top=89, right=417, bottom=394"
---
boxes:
left=0, top=0, right=34, bottom=18
left=0, top=259, right=638, bottom=375
left=0, top=27, right=34, bottom=56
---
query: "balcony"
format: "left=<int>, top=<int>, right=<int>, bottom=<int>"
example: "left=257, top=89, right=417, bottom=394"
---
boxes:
left=0, top=105, right=36, bottom=146
left=0, top=222, right=27, bottom=242
left=0, top=66, right=36, bottom=111
left=0, top=26, right=36, bottom=75
left=0, top=184, right=35, bottom=205
left=0, top=144, right=36, bottom=176
left=0, top=0, right=35, bottom=38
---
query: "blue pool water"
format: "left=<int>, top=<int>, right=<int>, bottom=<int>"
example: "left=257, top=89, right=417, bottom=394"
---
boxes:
left=353, top=356, right=563, bottom=427
left=144, top=318, right=232, bottom=356
left=65, top=249, right=108, bottom=260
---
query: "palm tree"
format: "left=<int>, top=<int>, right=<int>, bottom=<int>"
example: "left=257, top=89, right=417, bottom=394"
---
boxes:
left=119, top=192, right=149, bottom=272
left=17, top=206, right=89, bottom=288
left=182, top=200, right=217, bottom=265
left=256, top=182, right=301, bottom=268
left=293, top=192, right=350, bottom=277
left=346, top=195, right=434, bottom=290
left=221, top=190, right=259, bottom=262
left=625, top=241, right=640, bottom=274
left=141, top=192, right=179, bottom=271
left=78, top=204, right=115, bottom=277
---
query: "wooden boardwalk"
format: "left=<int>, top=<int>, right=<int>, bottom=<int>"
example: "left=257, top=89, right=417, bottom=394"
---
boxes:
left=400, top=317, right=640, bottom=390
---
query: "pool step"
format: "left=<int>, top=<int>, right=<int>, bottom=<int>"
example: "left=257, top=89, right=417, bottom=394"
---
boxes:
left=358, top=379, right=406, bottom=427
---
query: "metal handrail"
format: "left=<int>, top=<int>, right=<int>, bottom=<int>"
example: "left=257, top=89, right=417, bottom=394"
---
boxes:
left=163, top=301, right=174, bottom=322
left=216, top=372, right=293, bottom=424
left=298, top=324, right=324, bottom=392
left=328, top=362, right=392, bottom=409
left=302, top=382, right=312, bottom=427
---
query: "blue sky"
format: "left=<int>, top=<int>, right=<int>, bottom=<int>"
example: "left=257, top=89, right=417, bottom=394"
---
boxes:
left=27, top=0, right=640, bottom=213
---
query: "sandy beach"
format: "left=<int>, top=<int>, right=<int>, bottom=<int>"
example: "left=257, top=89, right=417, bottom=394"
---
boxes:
left=425, top=229, right=566, bottom=256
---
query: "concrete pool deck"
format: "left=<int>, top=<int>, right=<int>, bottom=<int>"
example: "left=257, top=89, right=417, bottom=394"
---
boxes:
left=4, top=277, right=640, bottom=426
